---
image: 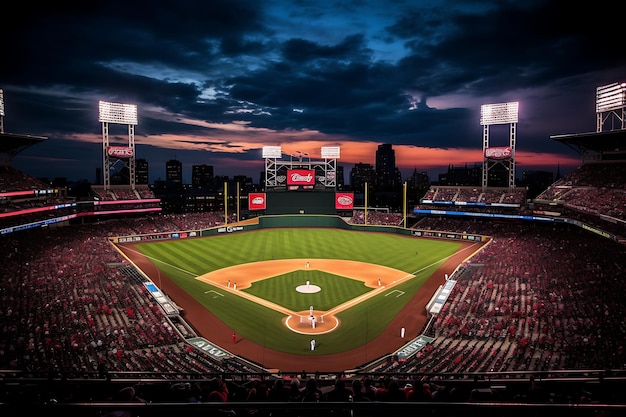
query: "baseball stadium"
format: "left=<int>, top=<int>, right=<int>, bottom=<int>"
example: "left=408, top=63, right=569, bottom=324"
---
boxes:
left=1, top=96, right=626, bottom=416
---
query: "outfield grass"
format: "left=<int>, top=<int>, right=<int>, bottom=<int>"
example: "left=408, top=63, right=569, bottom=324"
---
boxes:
left=134, top=228, right=461, bottom=356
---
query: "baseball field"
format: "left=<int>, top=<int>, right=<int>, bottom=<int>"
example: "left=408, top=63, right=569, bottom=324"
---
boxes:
left=118, top=226, right=483, bottom=371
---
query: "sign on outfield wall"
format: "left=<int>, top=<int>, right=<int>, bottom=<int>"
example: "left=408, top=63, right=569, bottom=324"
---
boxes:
left=249, top=193, right=267, bottom=210
left=287, top=169, right=315, bottom=185
left=335, top=192, right=354, bottom=209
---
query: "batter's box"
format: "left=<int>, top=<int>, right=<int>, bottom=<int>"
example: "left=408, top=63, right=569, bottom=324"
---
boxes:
left=204, top=290, right=224, bottom=298
left=385, top=289, right=405, bottom=298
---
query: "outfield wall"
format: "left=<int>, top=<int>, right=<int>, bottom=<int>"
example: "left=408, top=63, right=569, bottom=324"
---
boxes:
left=201, top=215, right=417, bottom=237
left=111, top=214, right=487, bottom=242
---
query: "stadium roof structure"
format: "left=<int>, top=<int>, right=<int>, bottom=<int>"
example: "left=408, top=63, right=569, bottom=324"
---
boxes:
left=0, top=132, right=47, bottom=160
left=551, top=129, right=626, bottom=161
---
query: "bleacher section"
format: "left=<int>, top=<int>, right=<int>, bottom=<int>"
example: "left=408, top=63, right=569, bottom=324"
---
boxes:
left=1, top=164, right=625, bottom=415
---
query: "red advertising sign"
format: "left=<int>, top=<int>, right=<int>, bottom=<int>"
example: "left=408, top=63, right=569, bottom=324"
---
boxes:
left=484, top=146, right=512, bottom=160
left=248, top=193, right=266, bottom=210
left=335, top=192, right=354, bottom=210
left=287, top=169, right=315, bottom=185
left=106, top=146, right=134, bottom=158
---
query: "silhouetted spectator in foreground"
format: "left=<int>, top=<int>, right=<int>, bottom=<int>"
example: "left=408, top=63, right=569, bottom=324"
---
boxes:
left=301, top=378, right=323, bottom=402
left=268, top=378, right=290, bottom=401
left=324, top=378, right=352, bottom=401
left=351, top=379, right=370, bottom=402
left=288, top=379, right=302, bottom=402
left=201, top=377, right=229, bottom=402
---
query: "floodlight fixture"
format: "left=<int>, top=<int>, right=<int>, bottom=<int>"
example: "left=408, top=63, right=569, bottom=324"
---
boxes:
left=321, top=146, right=340, bottom=158
left=0, top=89, right=4, bottom=117
left=480, top=102, right=519, bottom=125
left=596, top=82, right=626, bottom=113
left=262, top=145, right=282, bottom=158
left=98, top=100, right=138, bottom=125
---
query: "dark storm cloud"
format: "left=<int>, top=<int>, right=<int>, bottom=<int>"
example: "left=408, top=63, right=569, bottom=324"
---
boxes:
left=1, top=0, right=625, bottom=182
left=391, top=1, right=622, bottom=96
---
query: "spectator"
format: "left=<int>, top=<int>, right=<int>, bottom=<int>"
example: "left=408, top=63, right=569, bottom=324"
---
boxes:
left=351, top=379, right=370, bottom=402
left=377, top=379, right=406, bottom=402
left=362, top=378, right=377, bottom=401
left=102, top=386, right=145, bottom=417
left=373, top=377, right=390, bottom=401
left=201, top=377, right=229, bottom=402
left=300, top=378, right=323, bottom=402
left=288, top=379, right=302, bottom=402
left=324, top=378, right=352, bottom=402
left=246, top=380, right=269, bottom=402
left=407, top=382, right=433, bottom=402
left=268, top=378, right=290, bottom=402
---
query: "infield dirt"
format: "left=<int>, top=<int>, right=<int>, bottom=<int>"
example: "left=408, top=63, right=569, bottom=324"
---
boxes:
left=117, top=235, right=483, bottom=371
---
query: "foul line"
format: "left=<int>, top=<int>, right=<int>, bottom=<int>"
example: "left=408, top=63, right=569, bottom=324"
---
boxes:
left=321, top=241, right=483, bottom=320
left=117, top=245, right=200, bottom=278
left=117, top=240, right=484, bottom=333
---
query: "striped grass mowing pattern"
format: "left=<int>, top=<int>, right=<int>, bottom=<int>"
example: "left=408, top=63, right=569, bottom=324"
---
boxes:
left=134, top=228, right=461, bottom=356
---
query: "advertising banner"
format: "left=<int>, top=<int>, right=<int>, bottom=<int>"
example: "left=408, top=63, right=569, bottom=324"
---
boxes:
left=249, top=193, right=266, bottom=210
left=485, top=146, right=512, bottom=160
left=335, top=192, right=354, bottom=209
left=106, top=146, right=134, bottom=158
left=287, top=169, right=315, bottom=185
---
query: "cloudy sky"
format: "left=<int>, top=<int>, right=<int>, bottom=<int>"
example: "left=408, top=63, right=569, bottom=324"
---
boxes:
left=1, top=0, right=623, bottom=184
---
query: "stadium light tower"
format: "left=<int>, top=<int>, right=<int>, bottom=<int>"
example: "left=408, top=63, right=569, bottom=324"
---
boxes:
left=596, top=82, right=626, bottom=131
left=262, top=145, right=282, bottom=188
left=321, top=146, right=340, bottom=188
left=98, top=100, right=138, bottom=191
left=480, top=101, right=518, bottom=189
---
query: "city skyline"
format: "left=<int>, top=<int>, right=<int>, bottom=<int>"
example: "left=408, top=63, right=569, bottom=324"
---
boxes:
left=93, top=144, right=518, bottom=188
left=1, top=1, right=624, bottom=183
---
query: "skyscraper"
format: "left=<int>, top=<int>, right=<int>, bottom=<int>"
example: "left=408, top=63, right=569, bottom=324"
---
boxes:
left=135, top=158, right=149, bottom=185
left=350, top=162, right=375, bottom=192
left=375, top=144, right=401, bottom=191
left=191, top=164, right=214, bottom=189
left=166, top=159, right=182, bottom=184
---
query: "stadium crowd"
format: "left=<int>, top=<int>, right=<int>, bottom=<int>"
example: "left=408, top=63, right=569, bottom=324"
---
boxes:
left=370, top=218, right=626, bottom=375
left=1, top=161, right=625, bottom=413
left=0, top=220, right=258, bottom=377
left=420, top=186, right=527, bottom=206
left=533, top=161, right=626, bottom=236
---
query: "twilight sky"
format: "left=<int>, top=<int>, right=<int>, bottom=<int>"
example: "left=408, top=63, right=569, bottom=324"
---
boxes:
left=1, top=0, right=624, bottom=184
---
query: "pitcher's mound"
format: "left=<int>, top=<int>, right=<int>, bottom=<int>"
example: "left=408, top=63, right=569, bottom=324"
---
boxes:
left=296, top=284, right=321, bottom=293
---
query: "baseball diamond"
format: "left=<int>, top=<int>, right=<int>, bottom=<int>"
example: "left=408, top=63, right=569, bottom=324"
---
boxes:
left=117, top=224, right=484, bottom=371
left=196, top=259, right=414, bottom=335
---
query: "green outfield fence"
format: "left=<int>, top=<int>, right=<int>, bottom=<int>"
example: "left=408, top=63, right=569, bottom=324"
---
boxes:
left=201, top=214, right=417, bottom=236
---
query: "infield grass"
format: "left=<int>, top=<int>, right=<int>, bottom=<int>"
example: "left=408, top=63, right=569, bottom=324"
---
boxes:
left=132, top=228, right=463, bottom=357
left=247, top=271, right=372, bottom=311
